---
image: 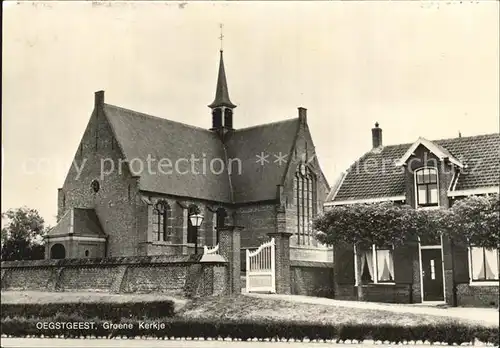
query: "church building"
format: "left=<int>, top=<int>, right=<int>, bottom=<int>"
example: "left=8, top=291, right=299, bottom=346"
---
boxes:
left=46, top=48, right=330, bottom=262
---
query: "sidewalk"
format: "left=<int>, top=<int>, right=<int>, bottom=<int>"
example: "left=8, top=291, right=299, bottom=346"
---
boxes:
left=244, top=293, right=499, bottom=326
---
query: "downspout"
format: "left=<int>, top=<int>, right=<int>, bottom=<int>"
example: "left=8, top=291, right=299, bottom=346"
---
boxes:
left=450, top=238, right=457, bottom=307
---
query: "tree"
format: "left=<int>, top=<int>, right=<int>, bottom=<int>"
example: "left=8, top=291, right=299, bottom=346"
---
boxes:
left=1, top=207, right=48, bottom=261
left=444, top=194, right=499, bottom=248
left=313, top=194, right=499, bottom=301
left=313, top=202, right=421, bottom=300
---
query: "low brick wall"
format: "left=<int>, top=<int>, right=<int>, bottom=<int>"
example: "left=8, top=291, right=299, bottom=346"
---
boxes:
left=456, top=283, right=499, bottom=307
left=1, top=255, right=227, bottom=298
left=335, top=284, right=413, bottom=303
left=290, top=261, right=334, bottom=298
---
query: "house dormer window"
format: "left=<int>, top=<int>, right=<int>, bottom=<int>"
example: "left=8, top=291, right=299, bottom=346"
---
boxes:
left=294, top=164, right=317, bottom=245
left=415, top=168, right=439, bottom=207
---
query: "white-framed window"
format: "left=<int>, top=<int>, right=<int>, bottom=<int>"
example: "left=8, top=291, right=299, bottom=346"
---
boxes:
left=469, top=247, right=499, bottom=284
left=355, top=244, right=395, bottom=284
left=294, top=164, right=317, bottom=246
left=415, top=167, right=439, bottom=207
left=152, top=200, right=174, bottom=242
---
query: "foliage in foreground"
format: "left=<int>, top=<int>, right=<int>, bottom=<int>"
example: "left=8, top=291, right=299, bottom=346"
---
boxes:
left=1, top=315, right=498, bottom=345
left=314, top=194, right=499, bottom=249
left=1, top=207, right=48, bottom=261
left=0, top=300, right=175, bottom=321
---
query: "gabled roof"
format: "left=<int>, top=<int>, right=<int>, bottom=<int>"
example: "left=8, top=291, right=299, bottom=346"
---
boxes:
left=226, top=118, right=300, bottom=203
left=48, top=208, right=105, bottom=238
left=330, top=133, right=500, bottom=203
left=103, top=104, right=300, bottom=204
left=395, top=137, right=464, bottom=168
left=104, top=104, right=232, bottom=203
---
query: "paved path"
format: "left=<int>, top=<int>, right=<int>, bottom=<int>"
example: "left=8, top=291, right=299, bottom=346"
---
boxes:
left=0, top=338, right=483, bottom=348
left=244, top=293, right=499, bottom=326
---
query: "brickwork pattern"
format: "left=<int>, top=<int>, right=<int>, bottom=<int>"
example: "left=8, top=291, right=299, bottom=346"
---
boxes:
left=236, top=204, right=276, bottom=249
left=280, top=122, right=330, bottom=244
left=1, top=258, right=227, bottom=298
left=218, top=226, right=241, bottom=294
left=57, top=105, right=142, bottom=258
left=1, top=268, right=53, bottom=291
left=269, top=213, right=292, bottom=294
left=456, top=284, right=499, bottom=307
left=335, top=284, right=412, bottom=303
left=290, top=266, right=334, bottom=297
left=59, top=266, right=117, bottom=291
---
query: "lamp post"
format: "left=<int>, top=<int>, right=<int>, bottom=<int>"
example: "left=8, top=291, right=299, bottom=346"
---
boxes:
left=189, top=213, right=204, bottom=254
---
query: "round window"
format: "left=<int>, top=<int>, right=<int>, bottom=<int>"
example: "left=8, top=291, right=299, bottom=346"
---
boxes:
left=91, top=180, right=100, bottom=193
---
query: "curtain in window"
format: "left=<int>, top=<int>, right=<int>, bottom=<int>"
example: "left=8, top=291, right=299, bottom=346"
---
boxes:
left=364, top=249, right=374, bottom=281
left=376, top=249, right=394, bottom=282
left=471, top=247, right=486, bottom=280
left=484, top=249, right=499, bottom=280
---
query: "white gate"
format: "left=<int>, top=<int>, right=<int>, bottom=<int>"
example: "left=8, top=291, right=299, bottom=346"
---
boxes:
left=246, top=238, right=276, bottom=293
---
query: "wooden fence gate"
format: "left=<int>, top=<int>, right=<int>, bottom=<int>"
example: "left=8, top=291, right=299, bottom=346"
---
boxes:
left=245, top=238, right=276, bottom=293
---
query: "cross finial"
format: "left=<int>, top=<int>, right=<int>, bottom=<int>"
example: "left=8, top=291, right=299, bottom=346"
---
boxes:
left=219, top=23, right=224, bottom=51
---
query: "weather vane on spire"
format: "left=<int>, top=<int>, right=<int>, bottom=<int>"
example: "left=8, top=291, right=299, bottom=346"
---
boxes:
left=219, top=23, right=224, bottom=51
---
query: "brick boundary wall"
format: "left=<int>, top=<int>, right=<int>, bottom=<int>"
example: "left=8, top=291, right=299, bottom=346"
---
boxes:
left=290, top=261, right=334, bottom=298
left=1, top=255, right=228, bottom=298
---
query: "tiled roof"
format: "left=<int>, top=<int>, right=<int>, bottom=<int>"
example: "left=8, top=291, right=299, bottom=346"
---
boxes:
left=104, top=104, right=232, bottom=203
left=48, top=208, right=105, bottom=238
left=104, top=104, right=299, bottom=203
left=332, top=133, right=500, bottom=202
left=72, top=208, right=106, bottom=238
left=226, top=119, right=300, bottom=203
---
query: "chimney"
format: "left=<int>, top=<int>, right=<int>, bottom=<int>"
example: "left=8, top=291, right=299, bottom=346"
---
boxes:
left=95, top=90, right=105, bottom=109
left=298, top=107, right=307, bottom=125
left=372, top=122, right=382, bottom=148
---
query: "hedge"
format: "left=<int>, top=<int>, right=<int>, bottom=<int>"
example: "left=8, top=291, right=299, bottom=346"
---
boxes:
left=1, top=316, right=498, bottom=345
left=0, top=301, right=175, bottom=321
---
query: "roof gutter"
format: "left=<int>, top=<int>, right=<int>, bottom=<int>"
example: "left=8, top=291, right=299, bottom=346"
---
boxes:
left=324, top=195, right=406, bottom=206
left=448, top=186, right=499, bottom=197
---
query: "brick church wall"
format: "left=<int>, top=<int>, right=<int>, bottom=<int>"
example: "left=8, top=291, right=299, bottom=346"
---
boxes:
left=58, top=98, right=144, bottom=257
left=281, top=117, right=330, bottom=245
left=236, top=203, right=276, bottom=271
left=141, top=196, right=234, bottom=256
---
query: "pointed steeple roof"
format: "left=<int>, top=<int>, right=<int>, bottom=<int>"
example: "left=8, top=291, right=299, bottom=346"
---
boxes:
left=208, top=50, right=236, bottom=109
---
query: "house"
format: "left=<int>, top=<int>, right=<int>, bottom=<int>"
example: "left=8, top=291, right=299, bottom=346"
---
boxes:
left=45, top=49, right=330, bottom=268
left=324, top=123, right=499, bottom=307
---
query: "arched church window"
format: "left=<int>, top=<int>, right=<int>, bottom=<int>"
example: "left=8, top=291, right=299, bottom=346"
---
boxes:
left=295, top=164, right=316, bottom=245
left=153, top=200, right=173, bottom=242
left=187, top=205, right=200, bottom=244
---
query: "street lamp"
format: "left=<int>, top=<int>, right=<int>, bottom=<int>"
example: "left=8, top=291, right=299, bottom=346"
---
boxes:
left=189, top=213, right=204, bottom=254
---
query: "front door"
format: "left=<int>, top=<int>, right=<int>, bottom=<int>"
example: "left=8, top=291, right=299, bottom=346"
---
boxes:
left=421, top=248, right=444, bottom=302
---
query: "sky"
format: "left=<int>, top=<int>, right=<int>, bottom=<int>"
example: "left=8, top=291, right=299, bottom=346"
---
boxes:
left=2, top=1, right=499, bottom=227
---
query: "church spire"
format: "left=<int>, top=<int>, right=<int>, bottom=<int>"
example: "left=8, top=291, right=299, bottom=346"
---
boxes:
left=208, top=50, right=236, bottom=109
left=209, top=24, right=236, bottom=132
